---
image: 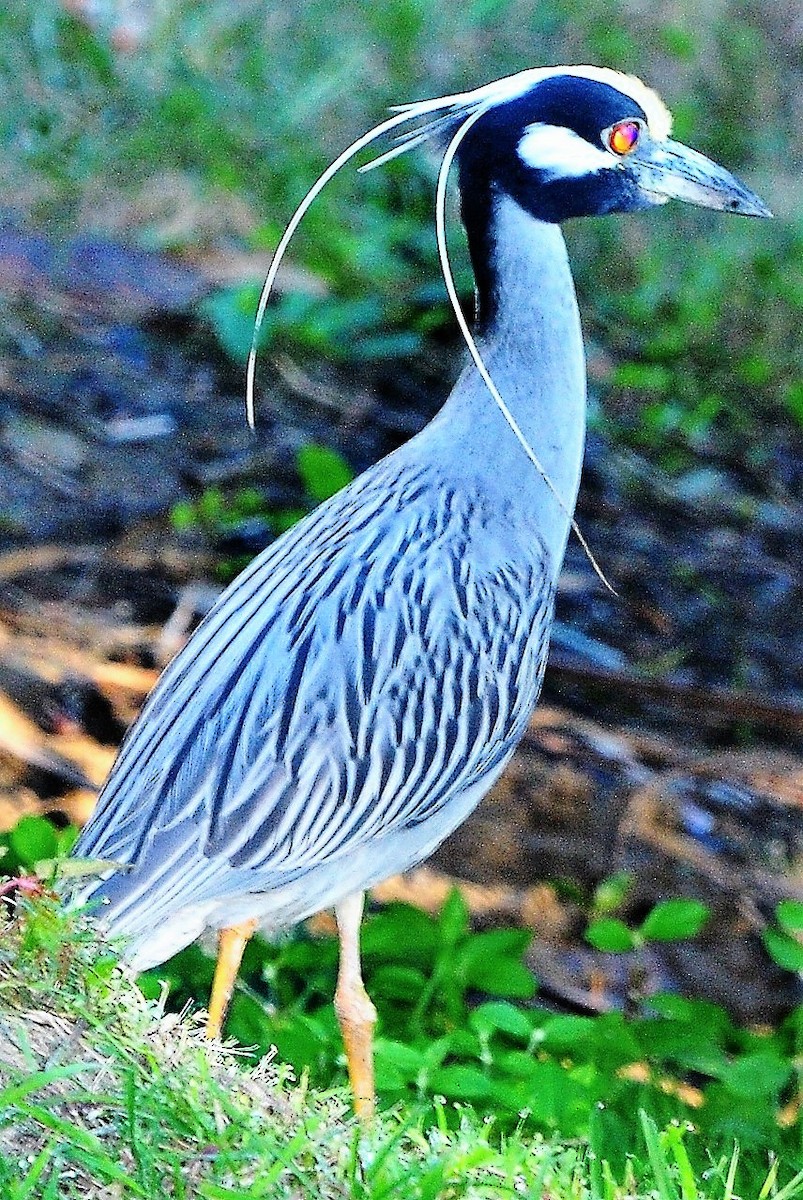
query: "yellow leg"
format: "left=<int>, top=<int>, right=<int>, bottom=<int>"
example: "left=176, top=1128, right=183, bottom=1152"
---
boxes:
left=334, top=891, right=376, bottom=1123
left=206, top=918, right=257, bottom=1039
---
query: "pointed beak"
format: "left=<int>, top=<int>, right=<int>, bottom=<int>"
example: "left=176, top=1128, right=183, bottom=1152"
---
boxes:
left=630, top=138, right=772, bottom=217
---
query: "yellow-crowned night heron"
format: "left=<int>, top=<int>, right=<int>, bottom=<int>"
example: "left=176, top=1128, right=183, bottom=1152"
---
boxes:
left=68, top=66, right=770, bottom=1119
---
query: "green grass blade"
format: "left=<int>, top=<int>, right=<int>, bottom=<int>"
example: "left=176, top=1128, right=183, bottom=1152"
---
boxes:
left=0, top=1062, right=96, bottom=1107
left=772, top=1168, right=803, bottom=1200
left=639, top=1111, right=680, bottom=1200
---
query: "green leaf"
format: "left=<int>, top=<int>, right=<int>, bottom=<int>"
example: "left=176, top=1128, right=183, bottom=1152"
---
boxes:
left=466, top=927, right=531, bottom=958
left=720, top=1051, right=792, bottom=1099
left=464, top=955, right=536, bottom=1001
left=370, top=963, right=427, bottom=1002
left=269, top=1013, right=333, bottom=1075
left=590, top=1012, right=642, bottom=1069
left=639, top=899, right=709, bottom=942
left=585, top=918, right=637, bottom=953
left=278, top=937, right=339, bottom=974
left=9, top=817, right=58, bottom=869
left=612, top=362, right=672, bottom=393
left=468, top=1001, right=534, bottom=1042
left=427, top=1064, right=492, bottom=1102
left=361, top=904, right=438, bottom=968
left=200, top=287, right=260, bottom=363
left=55, top=826, right=79, bottom=856
left=592, top=871, right=634, bottom=915
left=296, top=443, right=353, bottom=503
left=763, top=928, right=803, bottom=972
left=635, top=1018, right=728, bottom=1076
left=420, top=1037, right=452, bottom=1074
left=438, top=888, right=470, bottom=947
left=776, top=900, right=803, bottom=935
left=539, top=1015, right=596, bottom=1056
left=269, top=508, right=307, bottom=535
left=784, top=381, right=803, bottom=427
left=170, top=499, right=197, bottom=531
left=226, top=991, right=276, bottom=1056
left=644, top=993, right=733, bottom=1036
left=445, top=1028, right=482, bottom=1059
left=658, top=24, right=697, bottom=60
left=456, top=928, right=535, bottom=999
left=491, top=1048, right=542, bottom=1081
left=374, top=1039, right=424, bottom=1088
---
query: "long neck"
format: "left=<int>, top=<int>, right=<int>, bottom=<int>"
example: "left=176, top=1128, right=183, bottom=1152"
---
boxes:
left=423, top=192, right=588, bottom=574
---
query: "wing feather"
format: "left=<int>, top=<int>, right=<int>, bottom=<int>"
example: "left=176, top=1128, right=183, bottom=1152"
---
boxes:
left=73, top=457, right=554, bottom=929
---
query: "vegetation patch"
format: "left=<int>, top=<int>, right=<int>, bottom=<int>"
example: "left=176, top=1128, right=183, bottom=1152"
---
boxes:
left=2, top=828, right=803, bottom=1197
left=0, top=897, right=772, bottom=1200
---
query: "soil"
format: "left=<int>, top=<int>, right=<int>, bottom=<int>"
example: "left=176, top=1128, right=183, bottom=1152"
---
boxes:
left=1, top=228, right=801, bottom=1024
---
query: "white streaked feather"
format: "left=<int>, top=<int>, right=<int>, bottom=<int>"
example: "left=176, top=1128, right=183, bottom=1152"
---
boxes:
left=73, top=465, right=553, bottom=938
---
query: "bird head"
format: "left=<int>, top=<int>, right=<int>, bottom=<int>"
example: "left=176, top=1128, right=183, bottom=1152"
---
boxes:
left=246, top=65, right=770, bottom=427
left=449, top=66, right=770, bottom=223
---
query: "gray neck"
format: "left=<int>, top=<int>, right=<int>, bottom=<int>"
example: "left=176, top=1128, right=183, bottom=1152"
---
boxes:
left=421, top=194, right=587, bottom=575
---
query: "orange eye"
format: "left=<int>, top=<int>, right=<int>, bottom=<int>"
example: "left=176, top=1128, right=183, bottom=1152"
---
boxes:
left=605, top=120, right=642, bottom=156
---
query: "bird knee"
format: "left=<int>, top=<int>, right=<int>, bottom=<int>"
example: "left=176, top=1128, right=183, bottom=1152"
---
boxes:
left=334, top=978, right=377, bottom=1034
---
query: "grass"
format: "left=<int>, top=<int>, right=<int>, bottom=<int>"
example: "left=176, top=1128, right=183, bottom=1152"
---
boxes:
left=4, top=822, right=803, bottom=1195
left=2, top=895, right=803, bottom=1199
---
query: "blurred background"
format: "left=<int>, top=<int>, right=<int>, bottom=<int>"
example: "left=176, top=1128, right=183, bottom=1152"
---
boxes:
left=1, top=0, right=802, bottom=1100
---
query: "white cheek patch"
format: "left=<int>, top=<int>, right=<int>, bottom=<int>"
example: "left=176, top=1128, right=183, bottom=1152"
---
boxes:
left=517, top=123, right=615, bottom=181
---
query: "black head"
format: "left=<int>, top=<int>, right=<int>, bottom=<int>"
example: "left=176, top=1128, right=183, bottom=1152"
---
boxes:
left=454, top=67, right=770, bottom=226
left=244, top=66, right=770, bottom=427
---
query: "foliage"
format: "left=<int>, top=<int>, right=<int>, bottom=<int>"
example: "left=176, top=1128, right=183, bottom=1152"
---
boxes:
left=201, top=282, right=432, bottom=366
left=297, top=442, right=355, bottom=502
left=763, top=901, right=803, bottom=975
left=7, top=897, right=803, bottom=1198
left=579, top=216, right=803, bottom=472
left=4, top=819, right=803, bottom=1194
left=170, top=442, right=354, bottom=578
left=0, top=814, right=77, bottom=879
left=133, top=886, right=803, bottom=1189
left=585, top=897, right=710, bottom=954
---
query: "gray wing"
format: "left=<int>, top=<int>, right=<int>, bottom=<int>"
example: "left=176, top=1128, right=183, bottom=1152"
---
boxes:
left=74, top=458, right=554, bottom=924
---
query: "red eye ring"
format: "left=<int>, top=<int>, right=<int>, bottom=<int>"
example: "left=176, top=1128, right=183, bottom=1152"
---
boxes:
left=604, top=119, right=643, bottom=156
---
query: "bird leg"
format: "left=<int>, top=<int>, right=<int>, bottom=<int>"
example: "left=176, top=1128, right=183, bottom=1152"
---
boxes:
left=334, top=891, right=376, bottom=1123
left=206, top=918, right=257, bottom=1039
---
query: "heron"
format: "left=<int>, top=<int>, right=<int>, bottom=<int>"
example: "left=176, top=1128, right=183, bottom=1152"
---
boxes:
left=67, top=66, right=770, bottom=1120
